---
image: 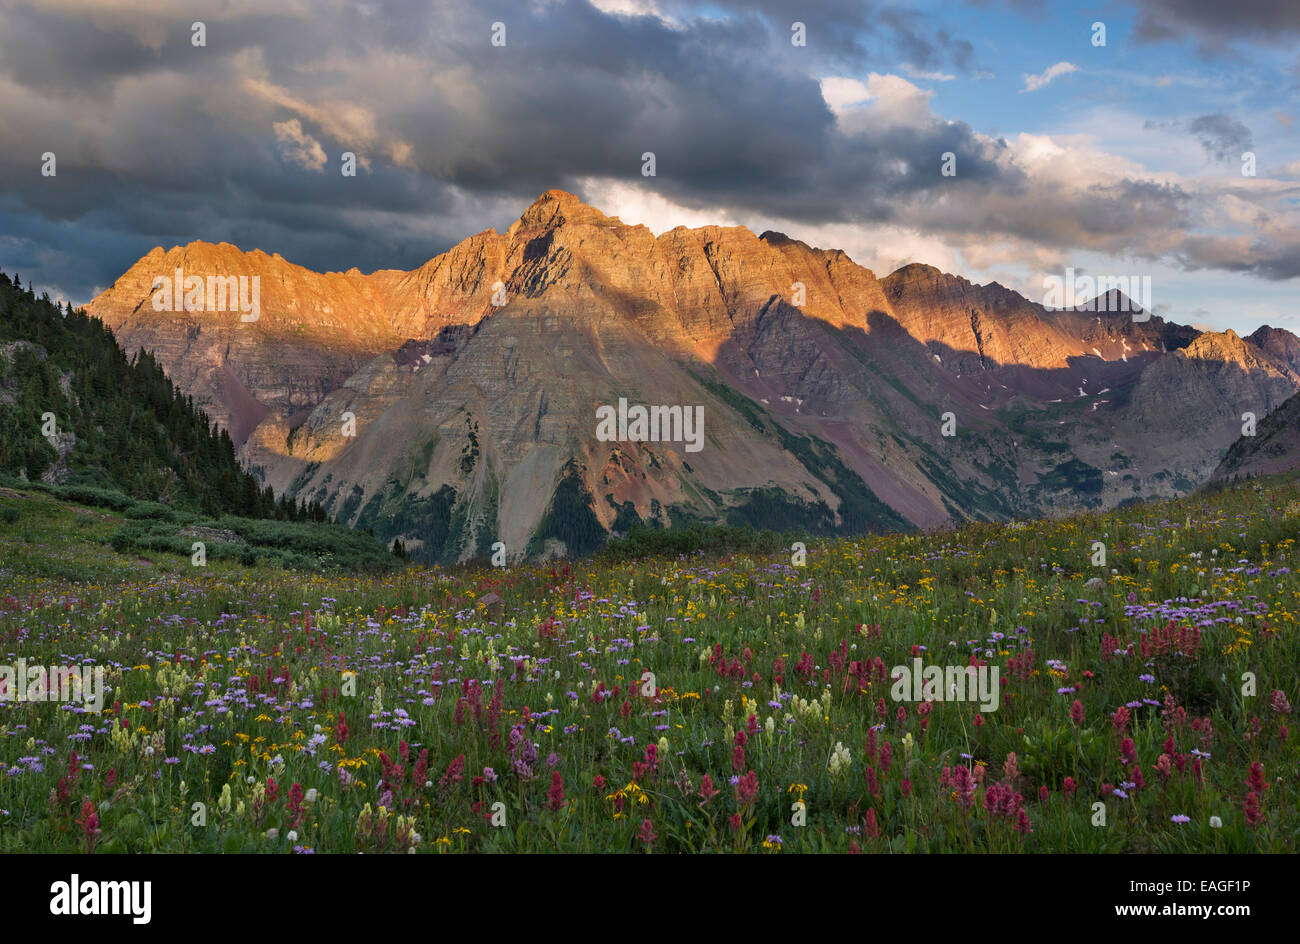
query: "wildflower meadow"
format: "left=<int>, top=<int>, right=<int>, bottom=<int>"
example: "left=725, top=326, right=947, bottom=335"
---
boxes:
left=1, top=475, right=1297, bottom=854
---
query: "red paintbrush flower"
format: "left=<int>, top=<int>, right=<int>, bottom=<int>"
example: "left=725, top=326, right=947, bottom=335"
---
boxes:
left=1070, top=700, right=1085, bottom=726
left=1120, top=737, right=1137, bottom=767
left=1247, top=762, right=1267, bottom=793
left=735, top=770, right=760, bottom=806
left=699, top=774, right=720, bottom=803
left=288, top=782, right=305, bottom=827
left=639, top=819, right=657, bottom=845
left=1015, top=807, right=1033, bottom=834
left=1243, top=791, right=1264, bottom=827
left=76, top=799, right=101, bottom=853
left=547, top=771, right=565, bottom=812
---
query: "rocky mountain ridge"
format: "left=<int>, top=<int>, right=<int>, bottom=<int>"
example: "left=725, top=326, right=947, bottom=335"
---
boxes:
left=86, top=190, right=1300, bottom=562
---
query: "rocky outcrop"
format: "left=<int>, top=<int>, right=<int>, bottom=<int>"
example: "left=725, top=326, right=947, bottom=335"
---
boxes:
left=1249, top=325, right=1300, bottom=376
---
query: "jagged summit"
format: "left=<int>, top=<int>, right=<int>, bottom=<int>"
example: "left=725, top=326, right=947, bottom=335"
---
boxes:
left=885, top=261, right=946, bottom=280
left=530, top=188, right=584, bottom=209
left=513, top=188, right=610, bottom=231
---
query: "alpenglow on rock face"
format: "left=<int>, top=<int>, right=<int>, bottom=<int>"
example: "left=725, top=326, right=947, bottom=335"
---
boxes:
left=86, top=190, right=1300, bottom=563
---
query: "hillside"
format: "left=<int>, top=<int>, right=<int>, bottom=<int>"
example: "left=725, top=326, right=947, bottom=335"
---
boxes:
left=0, top=270, right=322, bottom=521
left=1212, top=389, right=1300, bottom=482
left=0, top=481, right=399, bottom=579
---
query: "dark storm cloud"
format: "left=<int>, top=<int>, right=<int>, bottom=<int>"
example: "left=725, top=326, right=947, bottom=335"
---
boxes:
left=1179, top=235, right=1300, bottom=280
left=0, top=0, right=1287, bottom=305
left=1188, top=114, right=1254, bottom=163
left=0, top=0, right=1009, bottom=302
left=876, top=8, right=976, bottom=72
left=661, top=0, right=983, bottom=72
left=0, top=6, right=306, bottom=100
left=1129, top=0, right=1300, bottom=51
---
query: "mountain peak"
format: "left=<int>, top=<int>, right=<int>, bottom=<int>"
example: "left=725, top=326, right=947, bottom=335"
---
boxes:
left=887, top=262, right=945, bottom=281
left=513, top=189, right=607, bottom=231
left=533, top=188, right=583, bottom=207
left=1183, top=328, right=1256, bottom=366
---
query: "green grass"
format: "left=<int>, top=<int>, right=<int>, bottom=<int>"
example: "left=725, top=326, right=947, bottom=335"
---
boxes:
left=1, top=473, right=1297, bottom=853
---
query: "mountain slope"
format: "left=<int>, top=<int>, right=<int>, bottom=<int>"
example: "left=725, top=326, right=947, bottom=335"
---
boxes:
left=1212, top=388, right=1300, bottom=482
left=84, top=191, right=1300, bottom=562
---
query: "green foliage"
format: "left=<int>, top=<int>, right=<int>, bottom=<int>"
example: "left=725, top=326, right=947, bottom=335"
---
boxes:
left=51, top=485, right=135, bottom=512
left=355, top=482, right=458, bottom=566
left=459, top=416, right=480, bottom=476
left=606, top=494, right=643, bottom=536
left=698, top=368, right=909, bottom=535
left=532, top=460, right=606, bottom=557
left=769, top=424, right=911, bottom=533
left=104, top=508, right=398, bottom=573
left=698, top=376, right=766, bottom=433
left=725, top=486, right=835, bottom=533
left=1039, top=458, right=1104, bottom=497
left=600, top=522, right=788, bottom=561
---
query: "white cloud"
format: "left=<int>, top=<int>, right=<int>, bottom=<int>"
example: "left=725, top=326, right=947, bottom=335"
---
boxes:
left=240, top=60, right=416, bottom=170
left=273, top=119, right=327, bottom=172
left=900, top=64, right=956, bottom=82
left=820, top=73, right=935, bottom=130
left=818, top=77, right=873, bottom=115
left=580, top=0, right=686, bottom=29
left=574, top=177, right=740, bottom=233
left=587, top=0, right=660, bottom=16
left=575, top=175, right=961, bottom=277
left=1022, top=61, right=1078, bottom=92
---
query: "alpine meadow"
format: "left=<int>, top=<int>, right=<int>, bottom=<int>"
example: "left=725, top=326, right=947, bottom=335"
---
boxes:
left=1, top=0, right=1297, bottom=908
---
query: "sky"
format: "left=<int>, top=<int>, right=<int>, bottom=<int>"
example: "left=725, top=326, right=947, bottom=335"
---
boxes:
left=1, top=0, right=1298, bottom=334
